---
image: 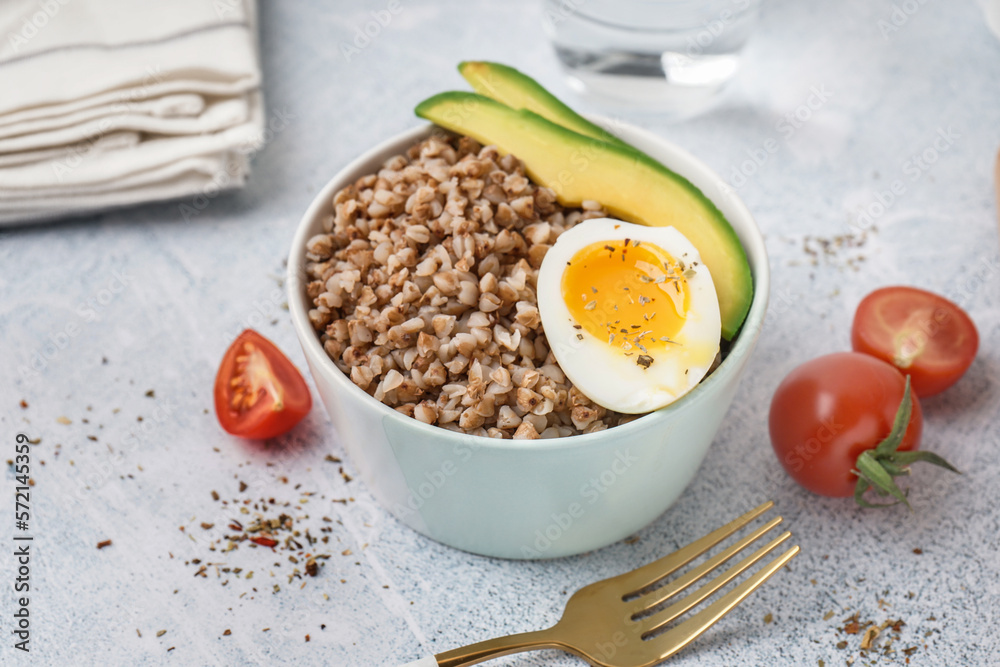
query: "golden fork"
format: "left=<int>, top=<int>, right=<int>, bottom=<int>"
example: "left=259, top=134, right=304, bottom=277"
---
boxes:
left=401, top=501, right=798, bottom=667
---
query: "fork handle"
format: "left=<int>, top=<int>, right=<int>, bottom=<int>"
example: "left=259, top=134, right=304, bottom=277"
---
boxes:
left=398, top=627, right=569, bottom=667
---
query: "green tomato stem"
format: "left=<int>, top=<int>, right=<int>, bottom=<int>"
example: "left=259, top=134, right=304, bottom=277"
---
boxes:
left=852, top=376, right=960, bottom=509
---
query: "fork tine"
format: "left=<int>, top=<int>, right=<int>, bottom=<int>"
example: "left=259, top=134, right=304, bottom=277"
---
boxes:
left=628, top=517, right=784, bottom=618
left=636, top=530, right=792, bottom=636
left=645, top=544, right=800, bottom=662
left=617, top=501, right=775, bottom=596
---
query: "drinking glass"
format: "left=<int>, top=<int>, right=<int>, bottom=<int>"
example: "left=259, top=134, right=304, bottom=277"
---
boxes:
left=543, top=0, right=762, bottom=112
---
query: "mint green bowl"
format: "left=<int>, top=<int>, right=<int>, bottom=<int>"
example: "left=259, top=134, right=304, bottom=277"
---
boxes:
left=288, top=119, right=769, bottom=559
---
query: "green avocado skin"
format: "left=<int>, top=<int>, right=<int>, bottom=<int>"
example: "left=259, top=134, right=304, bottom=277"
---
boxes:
left=415, top=91, right=752, bottom=340
left=457, top=61, right=632, bottom=150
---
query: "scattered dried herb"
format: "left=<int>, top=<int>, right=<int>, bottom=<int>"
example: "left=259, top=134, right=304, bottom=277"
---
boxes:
left=250, top=537, right=278, bottom=548
left=860, top=625, right=880, bottom=650
left=832, top=605, right=920, bottom=663
left=793, top=230, right=871, bottom=271
left=842, top=613, right=863, bottom=635
left=185, top=488, right=335, bottom=596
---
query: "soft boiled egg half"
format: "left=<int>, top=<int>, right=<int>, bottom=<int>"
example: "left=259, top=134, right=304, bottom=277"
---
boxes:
left=537, top=218, right=722, bottom=414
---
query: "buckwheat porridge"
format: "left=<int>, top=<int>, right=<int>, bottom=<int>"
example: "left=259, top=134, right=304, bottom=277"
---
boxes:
left=303, top=133, right=639, bottom=439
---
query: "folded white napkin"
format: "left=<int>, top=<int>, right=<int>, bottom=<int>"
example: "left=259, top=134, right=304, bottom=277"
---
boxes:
left=0, top=0, right=263, bottom=224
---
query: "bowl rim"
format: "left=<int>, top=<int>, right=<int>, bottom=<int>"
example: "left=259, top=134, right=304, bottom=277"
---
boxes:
left=287, top=119, right=769, bottom=452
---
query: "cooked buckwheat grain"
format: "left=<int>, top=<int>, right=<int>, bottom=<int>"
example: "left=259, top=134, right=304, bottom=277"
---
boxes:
left=305, top=132, right=639, bottom=438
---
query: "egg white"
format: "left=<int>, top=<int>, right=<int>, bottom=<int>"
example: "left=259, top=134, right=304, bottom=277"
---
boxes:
left=537, top=218, right=722, bottom=414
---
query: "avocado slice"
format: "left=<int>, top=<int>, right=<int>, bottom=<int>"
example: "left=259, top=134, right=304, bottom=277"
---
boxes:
left=458, top=61, right=632, bottom=151
left=415, top=92, right=752, bottom=340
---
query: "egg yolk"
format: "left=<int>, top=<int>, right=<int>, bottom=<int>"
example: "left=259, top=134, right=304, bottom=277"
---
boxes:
left=562, top=239, right=692, bottom=354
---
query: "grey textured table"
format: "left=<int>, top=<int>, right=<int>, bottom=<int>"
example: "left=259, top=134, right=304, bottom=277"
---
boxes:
left=2, top=1, right=999, bottom=665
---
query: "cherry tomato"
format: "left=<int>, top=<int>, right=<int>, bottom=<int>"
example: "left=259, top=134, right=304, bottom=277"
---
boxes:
left=851, top=286, right=977, bottom=397
left=214, top=330, right=312, bottom=439
left=769, top=352, right=922, bottom=497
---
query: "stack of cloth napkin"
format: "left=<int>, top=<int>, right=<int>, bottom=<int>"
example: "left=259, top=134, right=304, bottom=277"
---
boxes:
left=0, top=0, right=263, bottom=225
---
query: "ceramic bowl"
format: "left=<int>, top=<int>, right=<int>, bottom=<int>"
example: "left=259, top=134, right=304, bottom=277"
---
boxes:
left=288, top=119, right=769, bottom=559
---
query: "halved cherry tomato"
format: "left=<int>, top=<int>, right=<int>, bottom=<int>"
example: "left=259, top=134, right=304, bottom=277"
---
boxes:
left=851, top=286, right=978, bottom=397
left=214, top=330, right=311, bottom=439
left=769, top=352, right=922, bottom=498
